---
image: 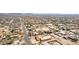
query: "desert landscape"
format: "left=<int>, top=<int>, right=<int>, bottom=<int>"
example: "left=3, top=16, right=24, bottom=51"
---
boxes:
left=0, top=13, right=79, bottom=45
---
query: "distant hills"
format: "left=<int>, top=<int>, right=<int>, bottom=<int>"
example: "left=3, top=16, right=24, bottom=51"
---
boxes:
left=0, top=13, right=79, bottom=16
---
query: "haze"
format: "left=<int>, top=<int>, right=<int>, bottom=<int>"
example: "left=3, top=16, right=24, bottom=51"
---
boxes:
left=0, top=0, right=79, bottom=14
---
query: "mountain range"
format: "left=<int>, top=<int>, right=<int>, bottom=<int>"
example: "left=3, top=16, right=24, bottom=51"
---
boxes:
left=0, top=13, right=79, bottom=16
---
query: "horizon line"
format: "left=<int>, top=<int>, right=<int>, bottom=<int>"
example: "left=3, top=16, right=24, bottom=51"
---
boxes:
left=1, top=13, right=79, bottom=14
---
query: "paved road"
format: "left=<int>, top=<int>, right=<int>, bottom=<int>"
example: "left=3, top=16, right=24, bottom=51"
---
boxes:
left=51, top=34, right=77, bottom=45
left=19, top=17, right=32, bottom=45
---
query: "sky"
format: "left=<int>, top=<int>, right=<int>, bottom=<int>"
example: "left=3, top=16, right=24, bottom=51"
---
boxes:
left=0, top=0, right=79, bottom=14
